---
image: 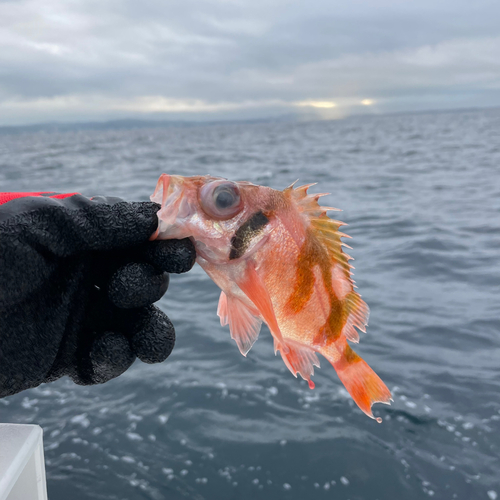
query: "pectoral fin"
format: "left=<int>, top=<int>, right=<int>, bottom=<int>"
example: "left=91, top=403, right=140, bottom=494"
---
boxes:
left=235, top=261, right=286, bottom=348
left=217, top=291, right=262, bottom=356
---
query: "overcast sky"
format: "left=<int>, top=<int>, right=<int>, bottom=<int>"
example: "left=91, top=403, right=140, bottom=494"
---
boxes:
left=1, top=0, right=499, bottom=125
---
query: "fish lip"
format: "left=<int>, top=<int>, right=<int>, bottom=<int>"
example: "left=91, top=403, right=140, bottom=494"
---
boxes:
left=151, top=175, right=195, bottom=238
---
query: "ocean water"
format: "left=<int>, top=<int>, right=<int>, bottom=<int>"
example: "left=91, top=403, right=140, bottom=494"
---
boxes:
left=0, top=108, right=499, bottom=500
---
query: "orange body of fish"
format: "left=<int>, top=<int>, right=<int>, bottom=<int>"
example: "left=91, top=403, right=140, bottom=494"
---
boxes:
left=151, top=174, right=392, bottom=420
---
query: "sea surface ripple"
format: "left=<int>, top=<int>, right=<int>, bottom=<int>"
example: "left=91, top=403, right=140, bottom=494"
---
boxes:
left=1, top=108, right=499, bottom=500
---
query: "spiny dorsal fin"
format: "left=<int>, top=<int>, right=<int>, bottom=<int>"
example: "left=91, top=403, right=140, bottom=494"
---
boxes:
left=288, top=183, right=352, bottom=276
left=287, top=182, right=341, bottom=217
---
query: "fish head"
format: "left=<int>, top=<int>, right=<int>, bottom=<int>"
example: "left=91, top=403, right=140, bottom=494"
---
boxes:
left=151, top=174, right=277, bottom=263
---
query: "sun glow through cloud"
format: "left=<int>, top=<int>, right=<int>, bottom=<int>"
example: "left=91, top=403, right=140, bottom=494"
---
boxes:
left=294, top=100, right=337, bottom=109
left=361, top=99, right=375, bottom=106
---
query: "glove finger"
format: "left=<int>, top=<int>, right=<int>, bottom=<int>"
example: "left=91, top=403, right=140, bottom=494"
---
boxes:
left=131, top=306, right=176, bottom=364
left=108, top=262, right=169, bottom=309
left=110, top=305, right=176, bottom=364
left=142, top=238, right=196, bottom=274
left=78, top=200, right=160, bottom=252
left=88, top=331, right=136, bottom=384
left=4, top=196, right=161, bottom=255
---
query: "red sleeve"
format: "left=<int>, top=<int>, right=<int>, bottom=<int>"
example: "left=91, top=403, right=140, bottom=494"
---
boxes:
left=0, top=192, right=80, bottom=206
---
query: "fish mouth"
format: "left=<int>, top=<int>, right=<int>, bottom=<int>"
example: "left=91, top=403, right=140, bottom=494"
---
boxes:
left=150, top=174, right=195, bottom=240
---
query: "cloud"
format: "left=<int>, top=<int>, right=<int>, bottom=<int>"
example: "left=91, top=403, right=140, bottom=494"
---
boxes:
left=0, top=0, right=499, bottom=124
left=280, top=36, right=500, bottom=96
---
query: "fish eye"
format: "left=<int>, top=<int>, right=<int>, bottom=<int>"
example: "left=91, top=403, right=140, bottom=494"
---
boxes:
left=213, top=184, right=239, bottom=209
left=200, top=181, right=243, bottom=220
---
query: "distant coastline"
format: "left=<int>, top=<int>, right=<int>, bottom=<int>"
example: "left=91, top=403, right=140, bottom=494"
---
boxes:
left=0, top=105, right=498, bottom=136
left=0, top=116, right=291, bottom=136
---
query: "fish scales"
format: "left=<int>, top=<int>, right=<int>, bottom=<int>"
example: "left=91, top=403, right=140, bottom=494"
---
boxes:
left=151, top=174, right=392, bottom=420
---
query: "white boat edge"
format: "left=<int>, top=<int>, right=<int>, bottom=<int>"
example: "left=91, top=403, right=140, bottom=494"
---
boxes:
left=0, top=424, right=48, bottom=500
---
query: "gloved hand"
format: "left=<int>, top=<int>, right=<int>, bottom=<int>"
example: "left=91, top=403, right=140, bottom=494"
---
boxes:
left=0, top=192, right=196, bottom=397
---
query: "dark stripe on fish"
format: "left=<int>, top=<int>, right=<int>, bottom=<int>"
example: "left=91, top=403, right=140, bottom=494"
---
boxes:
left=229, top=211, right=269, bottom=260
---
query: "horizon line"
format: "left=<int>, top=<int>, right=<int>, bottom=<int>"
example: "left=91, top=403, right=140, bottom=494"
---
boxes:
left=0, top=104, right=498, bottom=135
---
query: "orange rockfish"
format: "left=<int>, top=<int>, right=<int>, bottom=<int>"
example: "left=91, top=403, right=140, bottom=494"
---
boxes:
left=151, top=174, right=392, bottom=420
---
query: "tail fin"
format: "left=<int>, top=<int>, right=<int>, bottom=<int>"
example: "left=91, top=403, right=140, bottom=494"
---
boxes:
left=331, top=345, right=392, bottom=422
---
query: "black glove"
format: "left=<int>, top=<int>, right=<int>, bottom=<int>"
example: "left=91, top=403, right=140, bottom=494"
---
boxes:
left=0, top=192, right=196, bottom=397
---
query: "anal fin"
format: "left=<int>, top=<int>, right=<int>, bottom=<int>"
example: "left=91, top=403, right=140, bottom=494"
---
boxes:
left=275, top=340, right=320, bottom=389
left=217, top=291, right=262, bottom=356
